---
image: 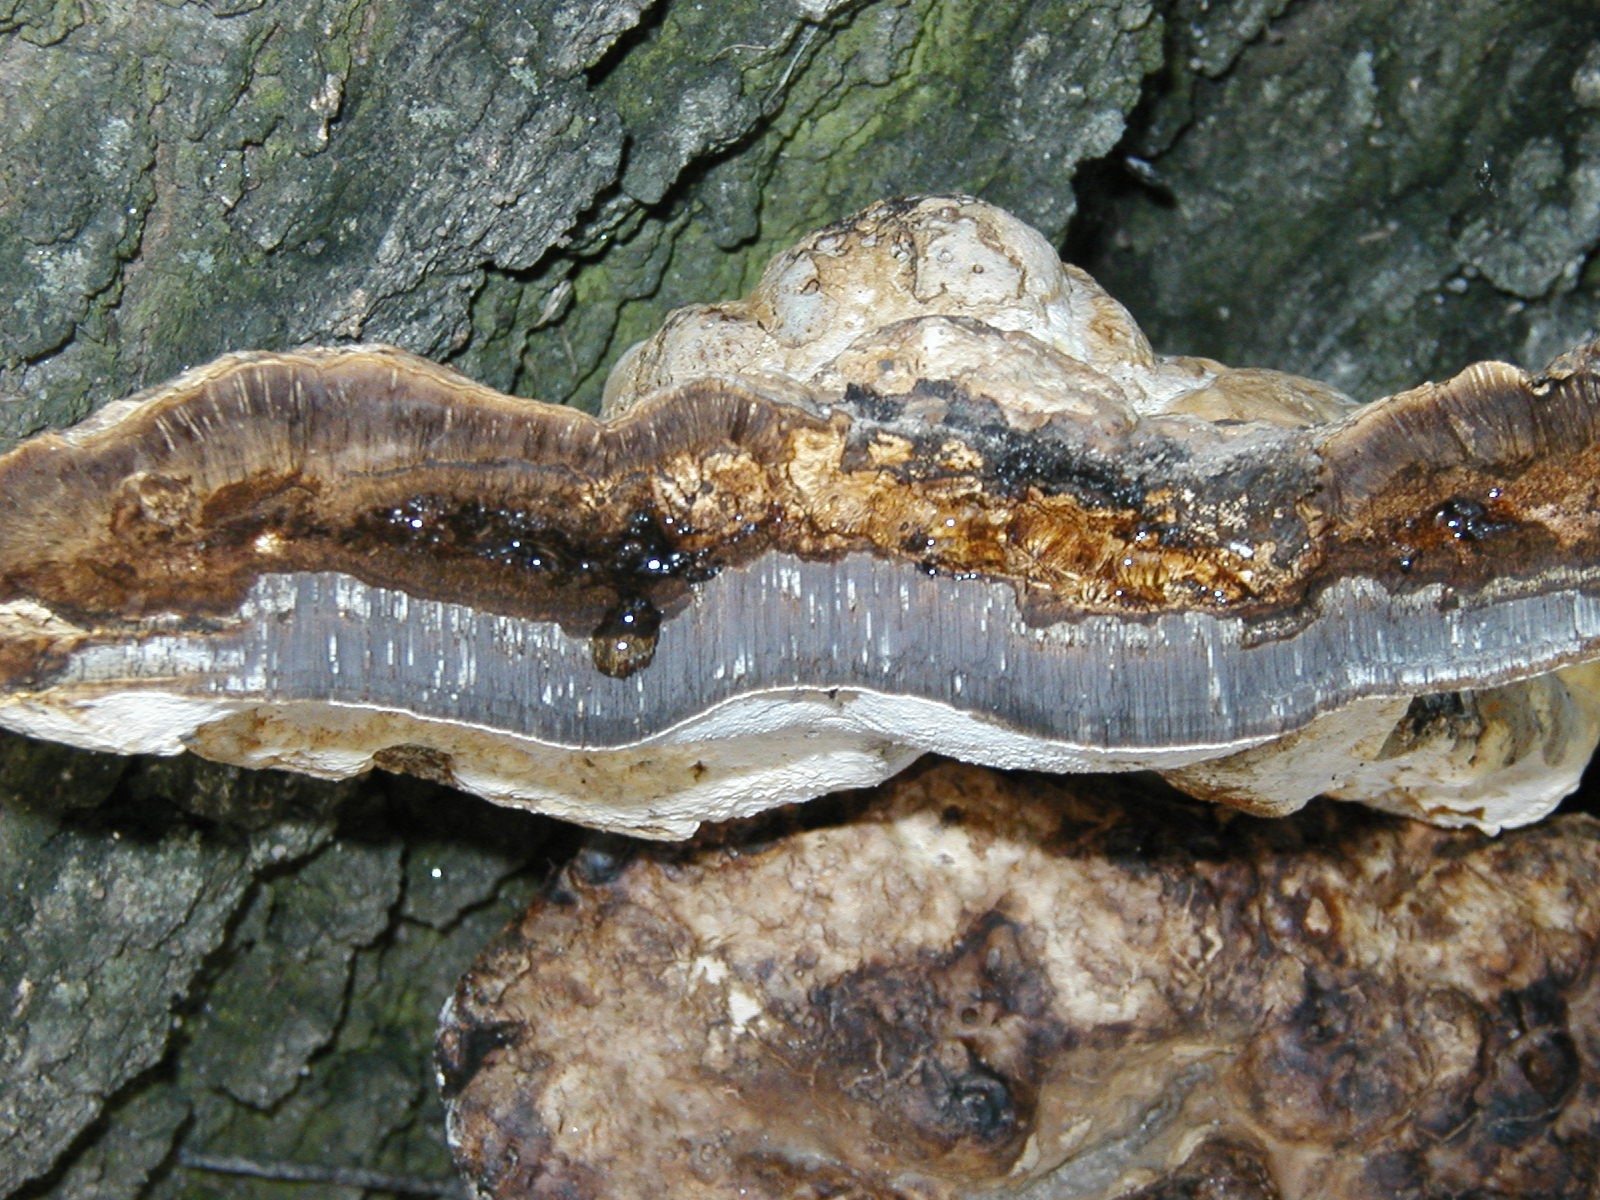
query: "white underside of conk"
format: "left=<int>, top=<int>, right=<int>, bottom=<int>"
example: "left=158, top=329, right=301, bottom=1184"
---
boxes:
left=3, top=661, right=1596, bottom=838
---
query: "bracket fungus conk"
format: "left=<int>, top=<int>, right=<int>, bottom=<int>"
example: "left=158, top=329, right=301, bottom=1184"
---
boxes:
left=7, top=196, right=1600, bottom=1199
left=1, top=196, right=1599, bottom=836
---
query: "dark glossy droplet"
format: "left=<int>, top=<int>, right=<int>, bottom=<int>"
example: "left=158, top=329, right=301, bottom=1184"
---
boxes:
left=590, top=596, right=662, bottom=678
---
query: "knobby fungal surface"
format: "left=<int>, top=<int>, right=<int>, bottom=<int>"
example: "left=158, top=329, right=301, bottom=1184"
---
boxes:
left=438, top=758, right=1600, bottom=1200
left=1, top=196, right=1599, bottom=834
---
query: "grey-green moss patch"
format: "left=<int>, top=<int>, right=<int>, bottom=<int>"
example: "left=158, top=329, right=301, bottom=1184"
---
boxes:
left=2, top=757, right=555, bottom=1200
left=138, top=783, right=555, bottom=1200
left=0, top=0, right=637, bottom=446
left=1081, top=0, right=1600, bottom=401
left=0, top=746, right=340, bottom=1195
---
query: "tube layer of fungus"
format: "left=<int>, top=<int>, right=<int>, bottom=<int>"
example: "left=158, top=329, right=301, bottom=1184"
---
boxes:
left=1, top=196, right=1599, bottom=834
left=438, top=758, right=1600, bottom=1200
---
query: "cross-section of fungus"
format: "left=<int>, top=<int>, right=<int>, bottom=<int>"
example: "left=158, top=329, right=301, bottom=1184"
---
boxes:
left=2, top=196, right=1599, bottom=834
left=439, top=759, right=1600, bottom=1200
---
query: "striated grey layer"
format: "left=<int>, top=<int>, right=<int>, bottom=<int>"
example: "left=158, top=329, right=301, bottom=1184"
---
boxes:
left=49, top=551, right=1600, bottom=757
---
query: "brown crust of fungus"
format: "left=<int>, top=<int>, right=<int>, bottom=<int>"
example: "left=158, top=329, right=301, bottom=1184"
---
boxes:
left=1320, top=348, right=1600, bottom=599
left=2, top=339, right=1598, bottom=671
left=439, top=759, right=1600, bottom=1200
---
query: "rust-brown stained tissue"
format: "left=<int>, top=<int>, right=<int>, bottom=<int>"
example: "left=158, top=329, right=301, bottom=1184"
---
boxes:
left=439, top=758, right=1600, bottom=1200
left=1, top=196, right=1599, bottom=835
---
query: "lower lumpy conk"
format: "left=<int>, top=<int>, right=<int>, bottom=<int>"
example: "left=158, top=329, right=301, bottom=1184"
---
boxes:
left=439, top=759, right=1600, bottom=1200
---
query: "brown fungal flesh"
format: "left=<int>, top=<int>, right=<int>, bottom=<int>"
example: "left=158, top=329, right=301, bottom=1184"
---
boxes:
left=1, top=197, right=1599, bottom=833
left=439, top=758, right=1600, bottom=1200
